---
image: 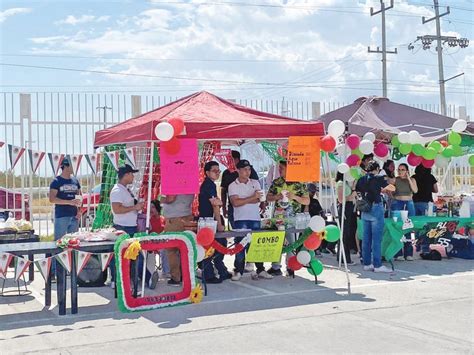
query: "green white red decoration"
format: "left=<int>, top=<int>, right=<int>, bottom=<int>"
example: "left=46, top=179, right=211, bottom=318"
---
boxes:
left=55, top=250, right=72, bottom=273
left=34, top=257, right=52, bottom=281
left=14, top=257, right=31, bottom=282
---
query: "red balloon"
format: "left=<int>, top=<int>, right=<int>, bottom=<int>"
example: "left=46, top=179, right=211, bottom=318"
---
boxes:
left=407, top=153, right=422, bottom=167
left=196, top=227, right=215, bottom=247
left=374, top=143, right=389, bottom=158
left=303, top=233, right=322, bottom=250
left=421, top=159, right=435, bottom=168
left=321, top=135, right=336, bottom=152
left=168, top=118, right=185, bottom=136
left=346, top=154, right=360, bottom=167
left=287, top=255, right=303, bottom=271
left=346, top=134, right=360, bottom=150
left=162, top=137, right=181, bottom=155
left=440, top=140, right=448, bottom=147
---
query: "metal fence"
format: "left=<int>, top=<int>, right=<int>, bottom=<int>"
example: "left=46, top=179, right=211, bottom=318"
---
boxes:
left=0, top=92, right=470, bottom=236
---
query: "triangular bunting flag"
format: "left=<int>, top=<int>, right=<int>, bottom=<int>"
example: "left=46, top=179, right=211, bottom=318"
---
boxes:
left=75, top=250, right=92, bottom=275
left=28, top=149, right=46, bottom=173
left=14, top=257, right=32, bottom=282
left=48, top=153, right=64, bottom=175
left=8, top=145, right=25, bottom=169
left=0, top=252, right=13, bottom=276
left=123, top=147, right=137, bottom=168
left=99, top=253, right=114, bottom=272
left=69, top=154, right=83, bottom=175
left=106, top=151, right=120, bottom=171
left=0, top=141, right=4, bottom=148
left=34, top=257, right=52, bottom=281
left=84, top=154, right=96, bottom=175
left=55, top=250, right=72, bottom=273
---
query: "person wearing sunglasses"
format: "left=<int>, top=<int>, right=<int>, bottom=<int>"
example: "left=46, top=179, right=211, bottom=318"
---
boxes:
left=391, top=163, right=418, bottom=261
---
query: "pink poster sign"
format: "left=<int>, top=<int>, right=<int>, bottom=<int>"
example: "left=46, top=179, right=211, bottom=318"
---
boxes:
left=160, top=138, right=200, bottom=195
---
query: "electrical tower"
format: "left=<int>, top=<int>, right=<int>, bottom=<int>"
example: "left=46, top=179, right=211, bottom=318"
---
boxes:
left=409, top=0, right=469, bottom=116
left=368, top=0, right=398, bottom=98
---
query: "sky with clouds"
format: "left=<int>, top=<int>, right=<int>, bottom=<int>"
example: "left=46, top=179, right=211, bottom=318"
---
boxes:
left=1, top=0, right=473, bottom=116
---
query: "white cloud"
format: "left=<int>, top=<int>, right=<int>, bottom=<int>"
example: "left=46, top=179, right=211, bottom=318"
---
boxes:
left=0, top=7, right=31, bottom=23
left=55, top=14, right=110, bottom=26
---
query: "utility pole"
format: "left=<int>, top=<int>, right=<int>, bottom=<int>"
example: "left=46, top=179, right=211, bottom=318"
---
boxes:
left=368, top=0, right=397, bottom=98
left=96, top=105, right=112, bottom=129
left=410, top=0, right=469, bottom=116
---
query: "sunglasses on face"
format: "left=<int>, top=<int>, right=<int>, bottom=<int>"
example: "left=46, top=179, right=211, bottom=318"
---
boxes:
left=210, top=169, right=220, bottom=173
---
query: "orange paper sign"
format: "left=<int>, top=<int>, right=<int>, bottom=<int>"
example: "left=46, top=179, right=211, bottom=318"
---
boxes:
left=286, top=136, right=320, bottom=182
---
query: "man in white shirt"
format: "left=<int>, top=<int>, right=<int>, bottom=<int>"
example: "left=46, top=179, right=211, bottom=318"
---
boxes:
left=228, top=160, right=273, bottom=281
left=109, top=164, right=143, bottom=290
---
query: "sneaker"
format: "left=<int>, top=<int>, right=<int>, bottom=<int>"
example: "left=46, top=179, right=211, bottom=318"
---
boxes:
left=244, top=263, right=254, bottom=272
left=231, top=272, right=242, bottom=281
left=257, top=270, right=273, bottom=279
left=346, top=261, right=356, bottom=266
left=266, top=268, right=283, bottom=276
left=110, top=281, right=115, bottom=289
left=205, top=277, right=222, bottom=284
left=150, top=271, right=159, bottom=290
left=374, top=265, right=393, bottom=273
left=395, top=256, right=405, bottom=261
left=286, top=269, right=295, bottom=278
left=167, top=279, right=181, bottom=286
left=405, top=256, right=414, bottom=261
left=250, top=271, right=259, bottom=280
left=363, top=264, right=374, bottom=271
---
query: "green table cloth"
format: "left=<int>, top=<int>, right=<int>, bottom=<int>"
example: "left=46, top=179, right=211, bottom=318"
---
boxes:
left=358, top=216, right=474, bottom=260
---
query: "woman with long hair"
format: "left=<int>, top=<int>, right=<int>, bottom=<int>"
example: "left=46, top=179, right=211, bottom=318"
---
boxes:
left=391, top=163, right=418, bottom=260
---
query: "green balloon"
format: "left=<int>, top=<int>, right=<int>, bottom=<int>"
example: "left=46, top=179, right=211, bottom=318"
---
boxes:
left=307, top=259, right=324, bottom=276
left=428, top=141, right=443, bottom=153
left=469, top=155, right=474, bottom=167
left=448, top=132, right=462, bottom=146
left=324, top=225, right=341, bottom=242
left=412, top=144, right=425, bottom=157
left=442, top=146, right=454, bottom=158
left=350, top=167, right=361, bottom=180
left=391, top=135, right=400, bottom=148
left=399, top=143, right=412, bottom=155
left=452, top=145, right=463, bottom=157
left=423, top=147, right=437, bottom=160
left=352, top=148, right=363, bottom=158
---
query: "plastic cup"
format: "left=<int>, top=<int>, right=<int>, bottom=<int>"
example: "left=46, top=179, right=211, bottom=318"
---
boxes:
left=392, top=216, right=398, bottom=222
left=400, top=210, right=409, bottom=222
left=258, top=190, right=266, bottom=202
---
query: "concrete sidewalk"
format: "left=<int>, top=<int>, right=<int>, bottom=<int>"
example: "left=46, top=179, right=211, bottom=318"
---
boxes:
left=1, top=254, right=473, bottom=354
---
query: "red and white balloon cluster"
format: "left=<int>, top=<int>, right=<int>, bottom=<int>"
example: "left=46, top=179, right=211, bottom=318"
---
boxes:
left=154, top=118, right=185, bottom=155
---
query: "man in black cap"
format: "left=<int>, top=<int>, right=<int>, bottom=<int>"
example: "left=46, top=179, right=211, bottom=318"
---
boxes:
left=220, top=150, right=259, bottom=229
left=110, top=164, right=144, bottom=290
left=49, top=157, right=82, bottom=278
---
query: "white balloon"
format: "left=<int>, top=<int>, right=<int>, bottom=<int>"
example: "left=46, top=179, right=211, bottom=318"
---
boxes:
left=296, top=250, right=311, bottom=266
left=337, top=163, right=350, bottom=174
left=359, top=139, right=374, bottom=155
left=452, top=119, right=467, bottom=133
left=336, top=143, right=350, bottom=157
left=398, top=131, right=410, bottom=144
left=435, top=155, right=450, bottom=168
left=196, top=245, right=206, bottom=262
left=408, top=130, right=422, bottom=144
left=327, top=120, right=345, bottom=139
left=154, top=122, right=175, bottom=141
left=308, top=215, right=326, bottom=233
left=363, top=132, right=376, bottom=142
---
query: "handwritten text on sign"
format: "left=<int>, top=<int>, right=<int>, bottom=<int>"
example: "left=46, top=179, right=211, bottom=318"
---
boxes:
left=286, top=136, right=320, bottom=182
left=246, top=231, right=286, bottom=263
left=160, top=138, right=200, bottom=195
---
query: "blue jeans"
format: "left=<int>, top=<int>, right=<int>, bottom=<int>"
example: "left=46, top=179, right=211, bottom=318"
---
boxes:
left=391, top=200, right=415, bottom=258
left=52, top=216, right=79, bottom=275
left=233, top=220, right=265, bottom=274
left=361, top=203, right=385, bottom=268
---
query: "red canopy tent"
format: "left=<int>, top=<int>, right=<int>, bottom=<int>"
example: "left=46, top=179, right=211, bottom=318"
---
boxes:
left=94, top=91, right=324, bottom=147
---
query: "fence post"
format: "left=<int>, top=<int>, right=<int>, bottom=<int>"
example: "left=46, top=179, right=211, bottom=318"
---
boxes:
left=311, top=102, right=321, bottom=120
left=131, top=95, right=142, bottom=118
left=20, top=93, right=32, bottom=220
